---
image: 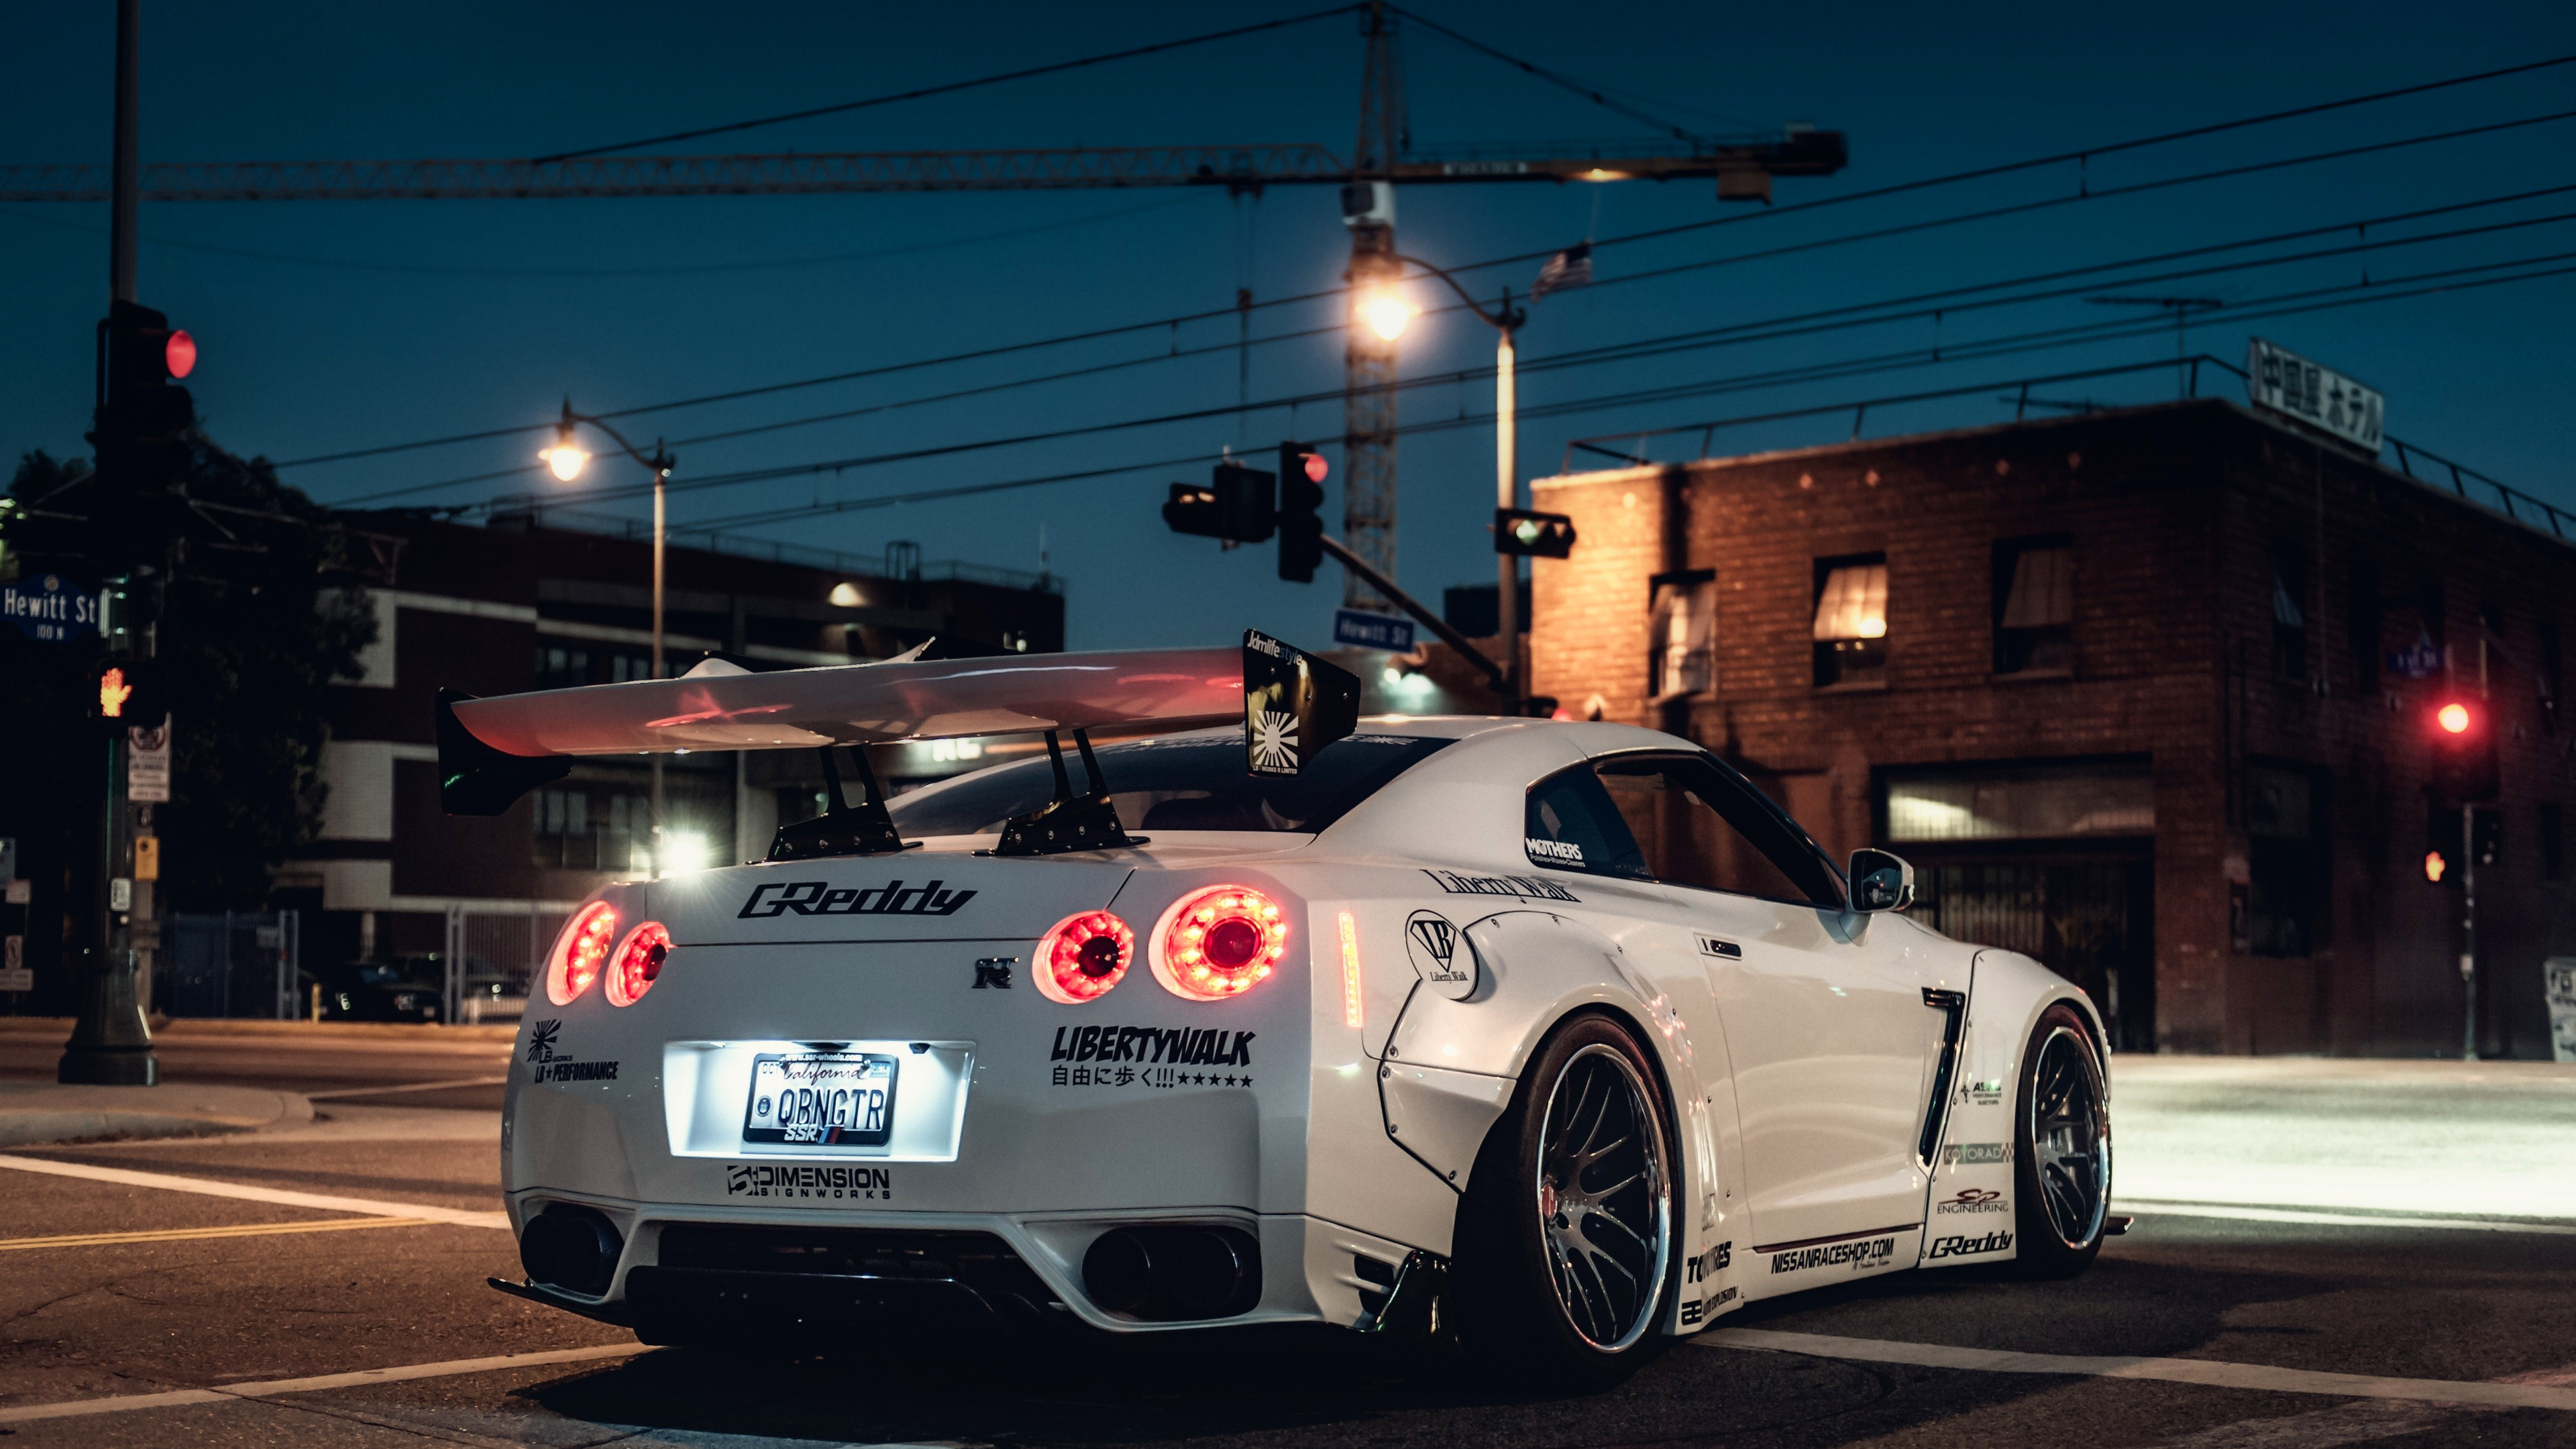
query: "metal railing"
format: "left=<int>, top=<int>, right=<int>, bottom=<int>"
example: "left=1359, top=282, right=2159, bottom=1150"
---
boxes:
left=1562, top=352, right=2572, bottom=544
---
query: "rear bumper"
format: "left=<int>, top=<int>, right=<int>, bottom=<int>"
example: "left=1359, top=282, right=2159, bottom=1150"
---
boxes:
left=506, top=1191, right=1417, bottom=1336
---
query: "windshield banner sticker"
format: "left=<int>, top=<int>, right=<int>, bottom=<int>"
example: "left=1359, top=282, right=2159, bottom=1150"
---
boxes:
left=739, top=879, right=976, bottom=919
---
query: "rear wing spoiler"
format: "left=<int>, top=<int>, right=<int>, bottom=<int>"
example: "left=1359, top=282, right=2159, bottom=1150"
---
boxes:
left=437, top=631, right=1357, bottom=857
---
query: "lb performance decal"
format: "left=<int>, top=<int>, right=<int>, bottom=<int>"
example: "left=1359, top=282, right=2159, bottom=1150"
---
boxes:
left=738, top=879, right=976, bottom=919
left=1769, top=1235, right=1897, bottom=1275
left=1927, top=1230, right=2015, bottom=1260
left=1935, top=1188, right=2010, bottom=1216
left=523, top=1018, right=617, bottom=1083
left=725, top=1163, right=893, bottom=1201
left=1420, top=868, right=1578, bottom=903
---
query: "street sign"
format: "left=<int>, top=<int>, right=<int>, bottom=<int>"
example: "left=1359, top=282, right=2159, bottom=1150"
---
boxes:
left=127, top=720, right=172, bottom=803
left=2, top=574, right=101, bottom=642
left=2387, top=631, right=2445, bottom=680
left=133, top=835, right=160, bottom=882
left=1333, top=608, right=1416, bottom=651
left=2246, top=338, right=2382, bottom=453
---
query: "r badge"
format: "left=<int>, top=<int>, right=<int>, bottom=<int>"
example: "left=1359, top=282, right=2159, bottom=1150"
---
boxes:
left=1405, top=910, right=1477, bottom=1000
left=973, top=957, right=1014, bottom=989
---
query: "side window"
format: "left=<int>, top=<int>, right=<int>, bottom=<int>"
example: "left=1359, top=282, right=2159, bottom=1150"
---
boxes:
left=1525, top=767, right=1648, bottom=877
left=1595, top=754, right=1844, bottom=908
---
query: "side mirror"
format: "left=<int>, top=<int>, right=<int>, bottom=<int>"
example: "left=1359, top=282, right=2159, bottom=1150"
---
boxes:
left=1848, top=848, right=1915, bottom=913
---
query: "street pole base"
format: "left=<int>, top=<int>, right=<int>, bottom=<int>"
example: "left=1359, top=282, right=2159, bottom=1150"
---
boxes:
left=58, top=1047, right=159, bottom=1087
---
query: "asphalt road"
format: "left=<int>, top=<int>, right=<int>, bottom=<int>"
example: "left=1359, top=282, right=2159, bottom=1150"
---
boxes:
left=1, top=1034, right=2572, bottom=1448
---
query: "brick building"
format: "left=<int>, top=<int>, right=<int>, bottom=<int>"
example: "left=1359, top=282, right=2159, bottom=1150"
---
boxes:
left=1529, top=398, right=2572, bottom=1058
left=274, top=511, right=1063, bottom=983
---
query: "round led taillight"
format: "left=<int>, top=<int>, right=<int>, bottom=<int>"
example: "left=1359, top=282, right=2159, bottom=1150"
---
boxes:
left=604, top=920, right=670, bottom=1007
left=1033, top=910, right=1136, bottom=1004
left=546, top=900, right=619, bottom=1006
left=1152, top=885, right=1289, bottom=1001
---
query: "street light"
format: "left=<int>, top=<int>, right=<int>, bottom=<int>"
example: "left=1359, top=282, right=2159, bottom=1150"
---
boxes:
left=540, top=399, right=679, bottom=875
left=1357, top=257, right=1529, bottom=706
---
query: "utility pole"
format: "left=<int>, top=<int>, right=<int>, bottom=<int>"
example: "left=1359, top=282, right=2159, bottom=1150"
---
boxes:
left=2461, top=800, right=2478, bottom=1060
left=62, top=0, right=159, bottom=1087
left=1340, top=1, right=1403, bottom=611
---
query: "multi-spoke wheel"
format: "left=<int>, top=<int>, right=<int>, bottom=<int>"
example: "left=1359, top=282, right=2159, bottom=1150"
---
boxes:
left=1452, top=1014, right=1675, bottom=1387
left=2012, top=1004, right=2111, bottom=1278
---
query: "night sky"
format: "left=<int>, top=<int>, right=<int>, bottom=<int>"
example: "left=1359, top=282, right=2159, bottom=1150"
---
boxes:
left=4, top=1, right=2570, bottom=651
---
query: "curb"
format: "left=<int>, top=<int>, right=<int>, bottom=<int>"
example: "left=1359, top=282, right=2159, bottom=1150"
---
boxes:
left=0, top=1017, right=520, bottom=1044
left=0, top=1086, right=314, bottom=1148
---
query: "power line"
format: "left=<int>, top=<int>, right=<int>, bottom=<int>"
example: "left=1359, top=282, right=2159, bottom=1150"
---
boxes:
left=278, top=63, right=2576, bottom=474
left=1390, top=6, right=1711, bottom=147
left=531, top=5, right=1361, bottom=162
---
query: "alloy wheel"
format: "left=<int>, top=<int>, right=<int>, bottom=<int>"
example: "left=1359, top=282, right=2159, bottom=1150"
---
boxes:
left=1532, top=1042, right=1669, bottom=1350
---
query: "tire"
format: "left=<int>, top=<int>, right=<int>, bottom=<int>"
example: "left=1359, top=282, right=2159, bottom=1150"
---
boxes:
left=1450, top=1013, right=1678, bottom=1390
left=2010, top=1004, right=2112, bottom=1279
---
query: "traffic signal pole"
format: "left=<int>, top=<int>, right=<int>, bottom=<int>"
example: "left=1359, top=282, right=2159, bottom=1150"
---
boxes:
left=1495, top=318, right=1517, bottom=706
left=2462, top=801, right=2478, bottom=1061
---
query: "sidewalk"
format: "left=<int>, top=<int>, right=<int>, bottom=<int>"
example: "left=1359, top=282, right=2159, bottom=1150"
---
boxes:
left=0, top=1079, right=313, bottom=1148
left=2112, top=1053, right=2576, bottom=1224
left=0, top=1016, right=519, bottom=1044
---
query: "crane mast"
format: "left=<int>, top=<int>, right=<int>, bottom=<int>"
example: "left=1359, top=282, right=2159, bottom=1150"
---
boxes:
left=1342, top=1, right=1405, bottom=610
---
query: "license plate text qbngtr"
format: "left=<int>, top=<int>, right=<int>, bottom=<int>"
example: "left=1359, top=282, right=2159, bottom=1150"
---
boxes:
left=743, top=1053, right=898, bottom=1147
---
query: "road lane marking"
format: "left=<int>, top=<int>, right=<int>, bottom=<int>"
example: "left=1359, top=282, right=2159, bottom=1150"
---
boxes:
left=2151, top=1361, right=2576, bottom=1445
left=2116, top=1199, right=2576, bottom=1236
left=0, top=1215, right=434, bottom=1251
left=305, top=1075, right=510, bottom=1100
left=0, top=1342, right=640, bottom=1426
left=0, top=1153, right=510, bottom=1230
left=1701, top=1330, right=2576, bottom=1411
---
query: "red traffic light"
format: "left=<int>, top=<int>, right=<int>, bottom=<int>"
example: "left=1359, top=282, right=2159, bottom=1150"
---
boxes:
left=2423, top=850, right=2447, bottom=883
left=2436, top=702, right=2471, bottom=734
left=1301, top=451, right=1328, bottom=484
left=164, top=329, right=196, bottom=378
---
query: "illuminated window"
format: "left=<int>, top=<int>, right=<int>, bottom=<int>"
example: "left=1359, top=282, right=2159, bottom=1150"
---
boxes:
left=1649, top=568, right=1715, bottom=702
left=1812, top=554, right=1888, bottom=688
left=1884, top=761, right=2153, bottom=843
left=1992, top=536, right=2072, bottom=676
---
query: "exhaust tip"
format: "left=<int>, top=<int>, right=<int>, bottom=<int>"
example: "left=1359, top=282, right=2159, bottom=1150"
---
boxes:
left=1081, top=1224, right=1261, bottom=1322
left=520, top=1203, right=624, bottom=1297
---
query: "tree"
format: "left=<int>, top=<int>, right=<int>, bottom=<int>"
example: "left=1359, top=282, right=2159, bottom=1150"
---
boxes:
left=1, top=438, right=374, bottom=928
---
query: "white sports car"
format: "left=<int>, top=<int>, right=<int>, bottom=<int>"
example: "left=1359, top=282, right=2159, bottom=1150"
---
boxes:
left=445, top=633, right=2112, bottom=1385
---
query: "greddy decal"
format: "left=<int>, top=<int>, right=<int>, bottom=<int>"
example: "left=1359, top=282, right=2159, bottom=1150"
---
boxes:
left=522, top=1018, right=618, bottom=1083
left=1421, top=868, right=1579, bottom=903
left=1405, top=910, right=1476, bottom=999
left=1942, top=1142, right=2011, bottom=1166
left=1935, top=1188, right=2010, bottom=1216
left=725, top=1163, right=893, bottom=1201
left=739, top=879, right=976, bottom=919
left=1928, top=1230, right=2014, bottom=1260
left=1769, top=1236, right=1897, bottom=1275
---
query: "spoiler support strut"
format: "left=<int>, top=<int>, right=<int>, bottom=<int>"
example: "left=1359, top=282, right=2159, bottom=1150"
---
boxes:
left=994, top=728, right=1140, bottom=857
left=768, top=743, right=916, bottom=861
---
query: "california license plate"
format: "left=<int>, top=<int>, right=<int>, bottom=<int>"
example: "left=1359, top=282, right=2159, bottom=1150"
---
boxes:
left=742, top=1053, right=898, bottom=1146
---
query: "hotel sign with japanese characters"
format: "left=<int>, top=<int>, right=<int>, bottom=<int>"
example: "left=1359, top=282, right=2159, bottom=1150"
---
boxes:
left=2245, top=338, right=2382, bottom=455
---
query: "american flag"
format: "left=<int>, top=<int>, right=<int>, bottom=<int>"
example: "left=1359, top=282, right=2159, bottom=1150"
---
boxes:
left=1532, top=242, right=1593, bottom=298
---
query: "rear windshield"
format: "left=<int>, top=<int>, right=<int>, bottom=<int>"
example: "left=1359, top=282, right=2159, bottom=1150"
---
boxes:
left=887, top=732, right=1451, bottom=837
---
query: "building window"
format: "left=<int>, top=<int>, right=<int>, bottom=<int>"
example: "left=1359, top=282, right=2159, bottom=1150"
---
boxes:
left=1884, top=761, right=2153, bottom=843
left=2541, top=621, right=2562, bottom=735
left=609, top=653, right=656, bottom=683
left=2347, top=555, right=2381, bottom=694
left=2271, top=541, right=2308, bottom=681
left=2247, top=763, right=2324, bottom=957
left=1812, top=554, right=1888, bottom=688
left=535, top=646, right=592, bottom=690
left=1992, top=535, right=2073, bottom=676
left=1650, top=569, right=1716, bottom=701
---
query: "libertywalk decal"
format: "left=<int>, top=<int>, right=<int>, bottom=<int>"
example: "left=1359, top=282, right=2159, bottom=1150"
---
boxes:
left=1048, top=1024, right=1255, bottom=1089
left=1405, top=910, right=1475, bottom=998
left=523, top=1018, right=617, bottom=1084
left=725, top=1163, right=894, bottom=1201
left=739, top=879, right=976, bottom=919
left=1421, top=869, right=1579, bottom=903
left=1769, top=1235, right=1898, bottom=1275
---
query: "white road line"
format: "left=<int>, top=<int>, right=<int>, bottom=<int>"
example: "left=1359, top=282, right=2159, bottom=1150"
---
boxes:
left=2151, top=1362, right=2576, bottom=1446
left=305, top=1075, right=510, bottom=1100
left=2116, top=1199, right=2576, bottom=1236
left=0, top=1153, right=510, bottom=1230
left=0, top=1343, right=639, bottom=1426
left=1700, top=1329, right=2576, bottom=1411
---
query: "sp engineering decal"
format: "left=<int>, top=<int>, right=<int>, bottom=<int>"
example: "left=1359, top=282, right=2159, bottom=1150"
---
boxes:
left=1405, top=910, right=1477, bottom=1000
left=1928, top=1230, right=2015, bottom=1260
left=739, top=879, right=975, bottom=919
left=1421, top=868, right=1578, bottom=903
left=1935, top=1188, right=2012, bottom=1216
left=523, top=1018, right=617, bottom=1083
left=726, top=1163, right=893, bottom=1201
left=1769, top=1235, right=1897, bottom=1275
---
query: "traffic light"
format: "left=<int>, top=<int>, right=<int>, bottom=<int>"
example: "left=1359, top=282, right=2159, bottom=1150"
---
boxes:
left=91, top=300, right=197, bottom=519
left=2426, top=697, right=2500, bottom=804
left=1277, top=442, right=1328, bottom=584
left=1495, top=507, right=1577, bottom=558
left=93, top=657, right=166, bottom=731
left=1161, top=462, right=1274, bottom=544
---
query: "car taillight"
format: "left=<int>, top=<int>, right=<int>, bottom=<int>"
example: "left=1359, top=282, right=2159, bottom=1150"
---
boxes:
left=605, top=921, right=670, bottom=1007
left=1152, top=885, right=1288, bottom=1000
left=1034, top=910, right=1135, bottom=1004
left=547, top=901, right=618, bottom=1006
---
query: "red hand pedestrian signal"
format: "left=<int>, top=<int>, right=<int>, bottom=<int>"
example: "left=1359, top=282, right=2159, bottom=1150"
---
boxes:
left=99, top=666, right=133, bottom=718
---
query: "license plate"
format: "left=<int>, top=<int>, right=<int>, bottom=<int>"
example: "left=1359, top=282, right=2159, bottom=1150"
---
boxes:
left=742, top=1053, right=898, bottom=1146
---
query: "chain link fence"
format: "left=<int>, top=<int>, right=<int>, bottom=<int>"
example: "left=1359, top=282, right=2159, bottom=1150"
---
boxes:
left=164, top=911, right=300, bottom=1019
left=441, top=903, right=567, bottom=1024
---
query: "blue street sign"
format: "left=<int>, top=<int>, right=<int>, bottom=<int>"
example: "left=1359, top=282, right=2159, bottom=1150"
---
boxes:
left=1, top=575, right=101, bottom=643
left=2387, top=633, right=2445, bottom=680
left=1333, top=608, right=1415, bottom=652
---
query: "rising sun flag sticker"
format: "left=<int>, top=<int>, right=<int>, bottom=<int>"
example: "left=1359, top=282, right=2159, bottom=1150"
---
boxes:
left=1252, top=710, right=1300, bottom=773
left=1240, top=629, right=1360, bottom=778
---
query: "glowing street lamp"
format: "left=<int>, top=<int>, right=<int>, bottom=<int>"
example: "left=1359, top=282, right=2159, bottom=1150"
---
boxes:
left=1356, top=288, right=1417, bottom=342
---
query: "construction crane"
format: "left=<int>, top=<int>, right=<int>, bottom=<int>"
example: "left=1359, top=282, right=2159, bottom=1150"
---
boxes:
left=1, top=3, right=1844, bottom=606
